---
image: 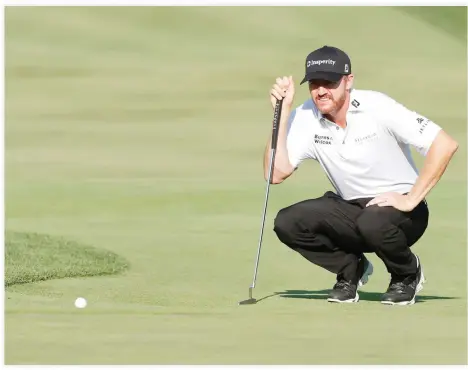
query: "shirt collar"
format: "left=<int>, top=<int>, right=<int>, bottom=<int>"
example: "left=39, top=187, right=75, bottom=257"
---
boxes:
left=317, top=89, right=361, bottom=125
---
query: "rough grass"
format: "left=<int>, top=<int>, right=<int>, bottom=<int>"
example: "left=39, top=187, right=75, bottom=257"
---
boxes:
left=5, top=230, right=130, bottom=287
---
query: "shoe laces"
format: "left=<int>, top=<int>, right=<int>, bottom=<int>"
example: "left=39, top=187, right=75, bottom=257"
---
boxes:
left=334, top=279, right=354, bottom=292
left=388, top=275, right=415, bottom=292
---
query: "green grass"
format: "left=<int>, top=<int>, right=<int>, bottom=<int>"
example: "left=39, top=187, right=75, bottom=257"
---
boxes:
left=5, top=6, right=467, bottom=365
left=5, top=231, right=129, bottom=287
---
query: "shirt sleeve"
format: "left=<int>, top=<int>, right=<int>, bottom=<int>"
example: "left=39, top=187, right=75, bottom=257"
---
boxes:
left=378, top=93, right=442, bottom=156
left=285, top=107, right=316, bottom=169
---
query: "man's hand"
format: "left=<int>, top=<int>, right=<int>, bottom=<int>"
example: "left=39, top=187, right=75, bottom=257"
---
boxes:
left=366, top=192, right=417, bottom=212
left=270, top=76, right=295, bottom=110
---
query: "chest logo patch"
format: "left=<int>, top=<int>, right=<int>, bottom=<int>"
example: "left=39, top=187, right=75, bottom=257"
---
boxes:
left=354, top=132, right=378, bottom=144
left=314, top=134, right=333, bottom=145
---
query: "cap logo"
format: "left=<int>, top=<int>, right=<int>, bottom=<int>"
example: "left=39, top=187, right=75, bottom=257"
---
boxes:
left=351, top=99, right=360, bottom=108
left=307, top=59, right=336, bottom=67
left=344, top=64, right=349, bottom=73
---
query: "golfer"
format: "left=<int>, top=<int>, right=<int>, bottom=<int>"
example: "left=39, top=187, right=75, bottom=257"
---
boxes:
left=267, top=45, right=459, bottom=305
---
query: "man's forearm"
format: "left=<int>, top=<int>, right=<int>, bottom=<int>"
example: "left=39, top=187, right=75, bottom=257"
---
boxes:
left=408, top=130, right=459, bottom=206
left=263, top=106, right=294, bottom=183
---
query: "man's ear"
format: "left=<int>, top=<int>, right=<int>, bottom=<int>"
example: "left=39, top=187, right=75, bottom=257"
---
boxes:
left=346, top=74, right=354, bottom=91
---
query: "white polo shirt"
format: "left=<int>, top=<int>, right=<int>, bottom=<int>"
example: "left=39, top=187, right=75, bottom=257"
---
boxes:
left=286, top=89, right=442, bottom=200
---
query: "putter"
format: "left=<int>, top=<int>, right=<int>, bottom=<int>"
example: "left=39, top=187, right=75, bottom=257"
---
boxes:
left=239, top=98, right=283, bottom=306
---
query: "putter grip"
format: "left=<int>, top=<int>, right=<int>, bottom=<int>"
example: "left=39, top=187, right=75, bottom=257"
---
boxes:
left=271, top=99, right=283, bottom=150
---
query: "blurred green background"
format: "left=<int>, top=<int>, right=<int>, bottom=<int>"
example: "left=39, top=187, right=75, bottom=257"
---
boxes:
left=5, top=6, right=467, bottom=365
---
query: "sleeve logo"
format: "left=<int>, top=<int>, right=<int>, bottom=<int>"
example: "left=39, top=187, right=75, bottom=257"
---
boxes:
left=416, top=117, right=429, bottom=134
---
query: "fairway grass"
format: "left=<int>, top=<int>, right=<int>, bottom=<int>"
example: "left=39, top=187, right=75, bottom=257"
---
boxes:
left=5, top=6, right=467, bottom=365
left=5, top=230, right=129, bottom=287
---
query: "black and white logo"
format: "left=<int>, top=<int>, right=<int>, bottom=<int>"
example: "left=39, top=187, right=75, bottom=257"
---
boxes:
left=314, top=134, right=333, bottom=145
left=307, top=59, right=336, bottom=67
left=416, top=117, right=430, bottom=134
left=351, top=99, right=360, bottom=108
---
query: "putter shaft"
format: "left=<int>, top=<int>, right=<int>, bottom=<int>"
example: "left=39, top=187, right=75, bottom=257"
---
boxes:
left=241, top=100, right=283, bottom=306
left=250, top=148, right=275, bottom=290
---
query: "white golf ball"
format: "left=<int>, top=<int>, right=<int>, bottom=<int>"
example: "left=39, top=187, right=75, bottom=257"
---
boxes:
left=75, top=297, right=87, bottom=308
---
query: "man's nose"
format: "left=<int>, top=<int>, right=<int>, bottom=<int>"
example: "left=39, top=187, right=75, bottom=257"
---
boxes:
left=317, top=86, right=327, bottom=95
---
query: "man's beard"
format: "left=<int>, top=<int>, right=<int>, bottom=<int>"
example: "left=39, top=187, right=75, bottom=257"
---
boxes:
left=316, top=92, right=346, bottom=115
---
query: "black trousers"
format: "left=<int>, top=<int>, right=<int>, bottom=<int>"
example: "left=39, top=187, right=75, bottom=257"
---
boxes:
left=273, top=191, right=429, bottom=282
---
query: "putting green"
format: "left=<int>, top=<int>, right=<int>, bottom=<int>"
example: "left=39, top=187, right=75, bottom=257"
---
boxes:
left=5, top=6, right=467, bottom=365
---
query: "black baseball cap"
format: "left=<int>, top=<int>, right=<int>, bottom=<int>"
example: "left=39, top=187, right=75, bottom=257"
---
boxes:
left=300, top=46, right=352, bottom=84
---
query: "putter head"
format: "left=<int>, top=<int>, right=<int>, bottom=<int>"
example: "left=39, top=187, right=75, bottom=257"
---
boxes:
left=238, top=287, right=257, bottom=305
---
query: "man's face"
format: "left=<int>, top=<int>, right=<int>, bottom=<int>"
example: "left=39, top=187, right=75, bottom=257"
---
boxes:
left=309, top=75, right=353, bottom=115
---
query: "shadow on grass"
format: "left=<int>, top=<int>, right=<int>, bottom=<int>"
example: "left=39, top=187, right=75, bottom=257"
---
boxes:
left=267, top=289, right=459, bottom=304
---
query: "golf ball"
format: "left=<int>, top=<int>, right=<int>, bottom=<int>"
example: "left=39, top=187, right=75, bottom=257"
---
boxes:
left=75, top=297, right=87, bottom=308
